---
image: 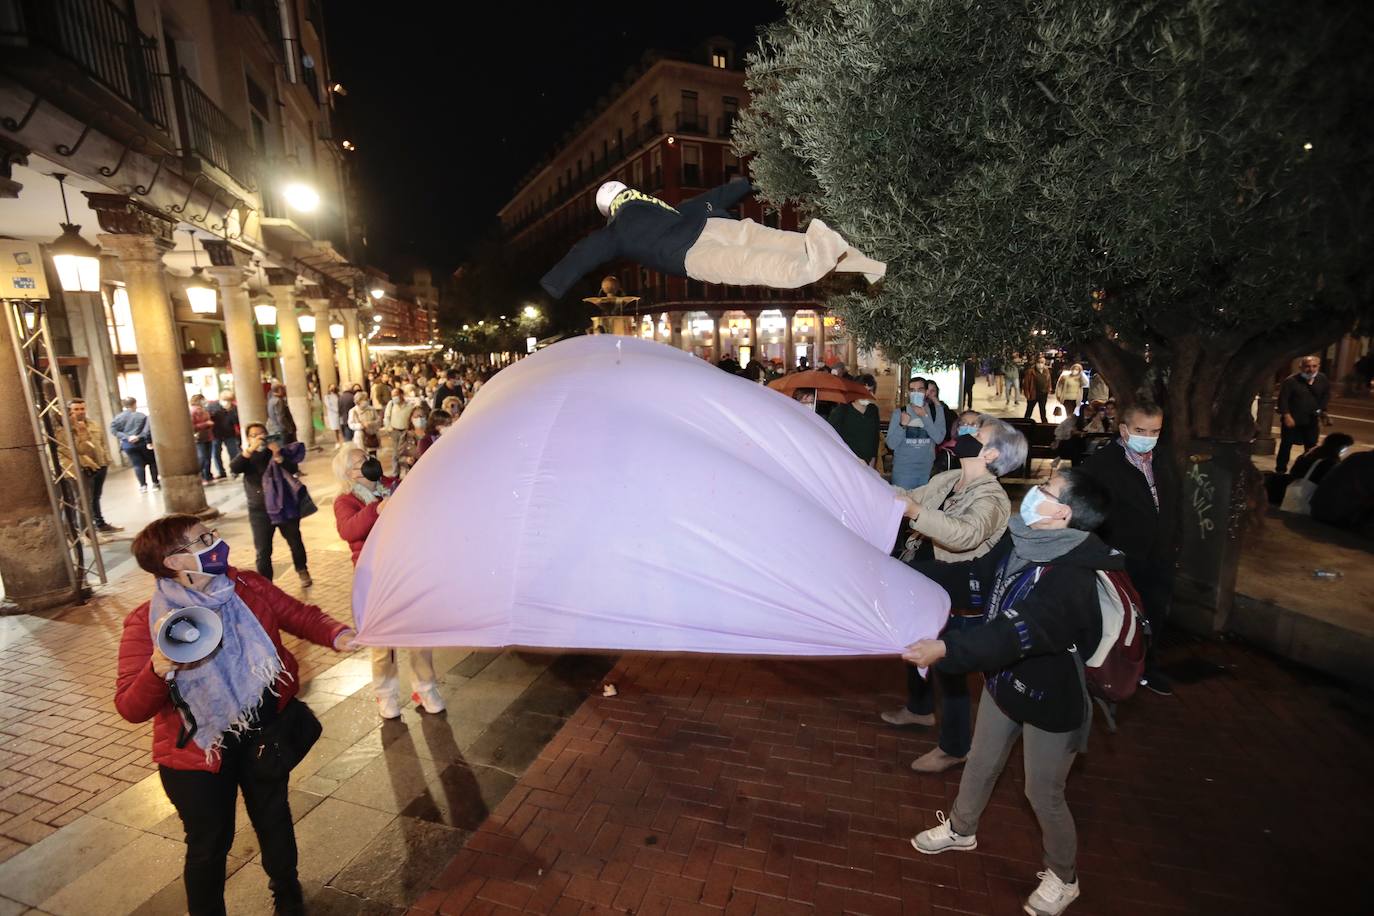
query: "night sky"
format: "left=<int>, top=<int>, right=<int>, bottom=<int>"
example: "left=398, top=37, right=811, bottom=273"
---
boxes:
left=326, top=1, right=783, bottom=281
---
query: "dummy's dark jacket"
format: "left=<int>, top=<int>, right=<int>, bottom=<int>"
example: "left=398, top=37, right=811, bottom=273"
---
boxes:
left=930, top=531, right=1121, bottom=732
left=540, top=177, right=754, bottom=299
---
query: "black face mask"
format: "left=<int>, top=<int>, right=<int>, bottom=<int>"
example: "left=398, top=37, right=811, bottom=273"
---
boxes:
left=952, top=434, right=984, bottom=460
left=360, top=456, right=383, bottom=482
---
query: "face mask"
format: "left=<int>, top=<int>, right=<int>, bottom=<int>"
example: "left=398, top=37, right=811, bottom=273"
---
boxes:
left=1126, top=434, right=1158, bottom=454
left=192, top=538, right=231, bottom=577
left=909, top=391, right=925, bottom=406
left=1019, top=487, right=1055, bottom=527
left=360, top=456, right=383, bottom=482
left=952, top=434, right=983, bottom=460
left=412, top=417, right=426, bottom=429
left=957, top=425, right=978, bottom=437
left=1301, top=370, right=1317, bottom=380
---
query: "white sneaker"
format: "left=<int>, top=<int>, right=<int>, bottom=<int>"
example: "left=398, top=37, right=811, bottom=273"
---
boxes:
left=1023, top=870, right=1080, bottom=916
left=911, top=811, right=977, bottom=855
left=138, top=485, right=148, bottom=493
left=377, top=692, right=402, bottom=720
left=411, top=682, right=446, bottom=714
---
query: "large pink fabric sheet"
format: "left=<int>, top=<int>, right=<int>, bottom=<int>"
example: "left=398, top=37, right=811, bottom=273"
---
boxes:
left=352, top=335, right=949, bottom=655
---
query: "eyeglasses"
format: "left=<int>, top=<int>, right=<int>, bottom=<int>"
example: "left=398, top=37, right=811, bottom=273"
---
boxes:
left=170, top=529, right=219, bottom=556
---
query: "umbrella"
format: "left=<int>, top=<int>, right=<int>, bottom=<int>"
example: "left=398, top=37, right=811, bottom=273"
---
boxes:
left=351, top=336, right=950, bottom=656
left=768, top=370, right=872, bottom=404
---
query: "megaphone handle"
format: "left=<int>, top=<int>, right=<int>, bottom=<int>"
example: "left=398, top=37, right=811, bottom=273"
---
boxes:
left=166, top=675, right=199, bottom=749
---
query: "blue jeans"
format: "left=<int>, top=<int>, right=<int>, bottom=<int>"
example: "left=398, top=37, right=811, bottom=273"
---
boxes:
left=196, top=441, right=214, bottom=480
left=124, top=445, right=158, bottom=487
left=906, top=614, right=983, bottom=757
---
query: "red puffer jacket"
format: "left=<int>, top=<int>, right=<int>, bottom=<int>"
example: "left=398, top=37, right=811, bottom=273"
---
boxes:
left=334, top=477, right=397, bottom=566
left=114, top=568, right=349, bottom=773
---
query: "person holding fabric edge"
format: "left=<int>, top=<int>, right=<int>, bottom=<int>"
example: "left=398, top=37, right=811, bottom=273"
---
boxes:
left=883, top=416, right=1024, bottom=774
left=332, top=445, right=445, bottom=718
left=114, top=515, right=355, bottom=916
left=905, top=470, right=1119, bottom=916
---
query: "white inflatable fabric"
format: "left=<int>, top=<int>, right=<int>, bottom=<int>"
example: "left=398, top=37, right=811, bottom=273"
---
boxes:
left=352, top=336, right=950, bottom=656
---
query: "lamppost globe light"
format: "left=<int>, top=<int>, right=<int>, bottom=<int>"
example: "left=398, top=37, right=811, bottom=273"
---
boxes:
left=372, top=313, right=383, bottom=323
left=523, top=305, right=539, bottom=319
left=369, top=287, right=384, bottom=300
left=282, top=182, right=320, bottom=212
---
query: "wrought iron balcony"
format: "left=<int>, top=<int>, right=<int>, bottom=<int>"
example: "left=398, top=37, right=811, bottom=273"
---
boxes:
left=674, top=112, right=710, bottom=136
left=170, top=68, right=256, bottom=189
left=0, top=0, right=170, bottom=132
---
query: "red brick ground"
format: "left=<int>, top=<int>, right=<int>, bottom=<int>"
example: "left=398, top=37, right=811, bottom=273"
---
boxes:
left=412, top=640, right=1374, bottom=916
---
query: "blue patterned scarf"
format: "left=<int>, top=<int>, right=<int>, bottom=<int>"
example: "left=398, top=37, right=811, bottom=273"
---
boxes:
left=149, top=575, right=285, bottom=761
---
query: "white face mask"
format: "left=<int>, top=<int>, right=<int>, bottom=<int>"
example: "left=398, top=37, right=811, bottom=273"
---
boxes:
left=1019, top=486, right=1059, bottom=527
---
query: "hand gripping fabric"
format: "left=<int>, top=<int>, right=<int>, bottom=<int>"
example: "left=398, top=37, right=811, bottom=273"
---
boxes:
left=352, top=336, right=950, bottom=656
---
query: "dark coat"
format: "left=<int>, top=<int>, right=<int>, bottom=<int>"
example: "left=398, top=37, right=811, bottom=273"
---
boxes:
left=1278, top=372, right=1330, bottom=426
left=230, top=446, right=300, bottom=512
left=1079, top=440, right=1177, bottom=582
left=540, top=178, right=754, bottom=299
left=827, top=402, right=881, bottom=462
left=934, top=531, right=1120, bottom=732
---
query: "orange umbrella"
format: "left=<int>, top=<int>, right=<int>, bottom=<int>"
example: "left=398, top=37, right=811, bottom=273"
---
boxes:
left=768, top=370, right=873, bottom=404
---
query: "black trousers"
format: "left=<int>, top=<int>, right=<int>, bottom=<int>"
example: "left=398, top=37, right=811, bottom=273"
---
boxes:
left=248, top=509, right=308, bottom=580
left=160, top=747, right=302, bottom=916
left=1024, top=394, right=1048, bottom=422
left=84, top=466, right=108, bottom=525
left=1275, top=420, right=1319, bottom=474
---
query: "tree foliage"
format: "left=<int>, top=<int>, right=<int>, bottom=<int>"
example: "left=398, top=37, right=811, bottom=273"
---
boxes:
left=736, top=0, right=1374, bottom=435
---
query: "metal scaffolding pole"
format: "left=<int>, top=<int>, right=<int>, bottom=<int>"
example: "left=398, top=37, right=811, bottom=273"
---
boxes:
left=3, top=298, right=107, bottom=591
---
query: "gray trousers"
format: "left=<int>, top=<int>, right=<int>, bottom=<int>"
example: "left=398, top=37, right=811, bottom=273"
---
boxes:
left=949, top=687, right=1083, bottom=883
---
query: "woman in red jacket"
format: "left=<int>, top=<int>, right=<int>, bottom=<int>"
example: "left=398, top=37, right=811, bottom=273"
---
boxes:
left=331, top=444, right=445, bottom=718
left=115, top=515, right=354, bottom=916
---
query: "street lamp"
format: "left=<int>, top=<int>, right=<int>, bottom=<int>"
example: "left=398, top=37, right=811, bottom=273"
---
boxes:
left=282, top=182, right=320, bottom=212
left=48, top=173, right=101, bottom=292
left=329, top=321, right=345, bottom=340
left=252, top=288, right=277, bottom=325
left=298, top=313, right=316, bottom=333
left=182, top=230, right=218, bottom=314
left=369, top=286, right=384, bottom=301
left=523, top=305, right=540, bottom=319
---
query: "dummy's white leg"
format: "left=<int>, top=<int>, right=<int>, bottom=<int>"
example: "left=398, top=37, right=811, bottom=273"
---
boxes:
left=685, top=217, right=851, bottom=288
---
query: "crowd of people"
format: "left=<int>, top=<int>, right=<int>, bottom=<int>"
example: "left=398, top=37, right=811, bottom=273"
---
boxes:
left=93, top=341, right=1368, bottom=916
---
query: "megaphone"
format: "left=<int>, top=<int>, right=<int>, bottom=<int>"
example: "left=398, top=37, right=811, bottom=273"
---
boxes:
left=155, top=606, right=223, bottom=664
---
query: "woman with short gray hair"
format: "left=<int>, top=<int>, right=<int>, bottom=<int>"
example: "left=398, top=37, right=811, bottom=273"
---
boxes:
left=883, top=414, right=1025, bottom=774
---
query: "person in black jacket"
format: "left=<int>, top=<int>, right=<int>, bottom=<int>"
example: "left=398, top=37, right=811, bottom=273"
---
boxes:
left=906, top=469, right=1117, bottom=916
left=539, top=177, right=885, bottom=299
left=1079, top=402, right=1176, bottom=695
left=1275, top=355, right=1330, bottom=474
left=827, top=374, right=881, bottom=466
left=207, top=390, right=240, bottom=480
left=229, top=423, right=311, bottom=589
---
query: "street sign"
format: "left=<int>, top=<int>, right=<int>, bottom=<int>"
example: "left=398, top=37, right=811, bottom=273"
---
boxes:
left=0, top=240, right=51, bottom=300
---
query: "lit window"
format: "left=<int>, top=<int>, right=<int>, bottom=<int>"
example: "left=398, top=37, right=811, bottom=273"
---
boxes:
left=711, top=49, right=728, bottom=69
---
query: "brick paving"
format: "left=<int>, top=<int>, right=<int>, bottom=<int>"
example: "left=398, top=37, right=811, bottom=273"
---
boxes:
left=415, top=640, right=1374, bottom=916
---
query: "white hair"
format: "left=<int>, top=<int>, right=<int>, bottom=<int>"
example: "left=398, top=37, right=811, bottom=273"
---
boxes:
left=332, top=444, right=365, bottom=491
left=977, top=415, right=1027, bottom=477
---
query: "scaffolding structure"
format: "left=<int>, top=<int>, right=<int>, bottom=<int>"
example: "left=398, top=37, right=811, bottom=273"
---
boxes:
left=3, top=297, right=106, bottom=593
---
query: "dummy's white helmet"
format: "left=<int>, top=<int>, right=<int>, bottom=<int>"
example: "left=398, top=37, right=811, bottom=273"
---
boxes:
left=596, top=181, right=628, bottom=217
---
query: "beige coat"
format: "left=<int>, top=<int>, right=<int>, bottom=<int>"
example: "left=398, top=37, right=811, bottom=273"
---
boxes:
left=57, top=419, right=109, bottom=476
left=897, top=469, right=1010, bottom=562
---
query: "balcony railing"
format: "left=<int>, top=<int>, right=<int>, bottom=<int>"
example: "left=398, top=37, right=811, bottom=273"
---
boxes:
left=0, top=0, right=169, bottom=131
left=171, top=68, right=256, bottom=188
left=675, top=112, right=710, bottom=136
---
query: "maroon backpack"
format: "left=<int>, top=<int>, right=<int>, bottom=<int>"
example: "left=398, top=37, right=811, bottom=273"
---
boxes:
left=1081, top=568, right=1149, bottom=730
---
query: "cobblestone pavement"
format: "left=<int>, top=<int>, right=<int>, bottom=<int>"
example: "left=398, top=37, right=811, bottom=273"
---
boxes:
left=414, top=639, right=1374, bottom=916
